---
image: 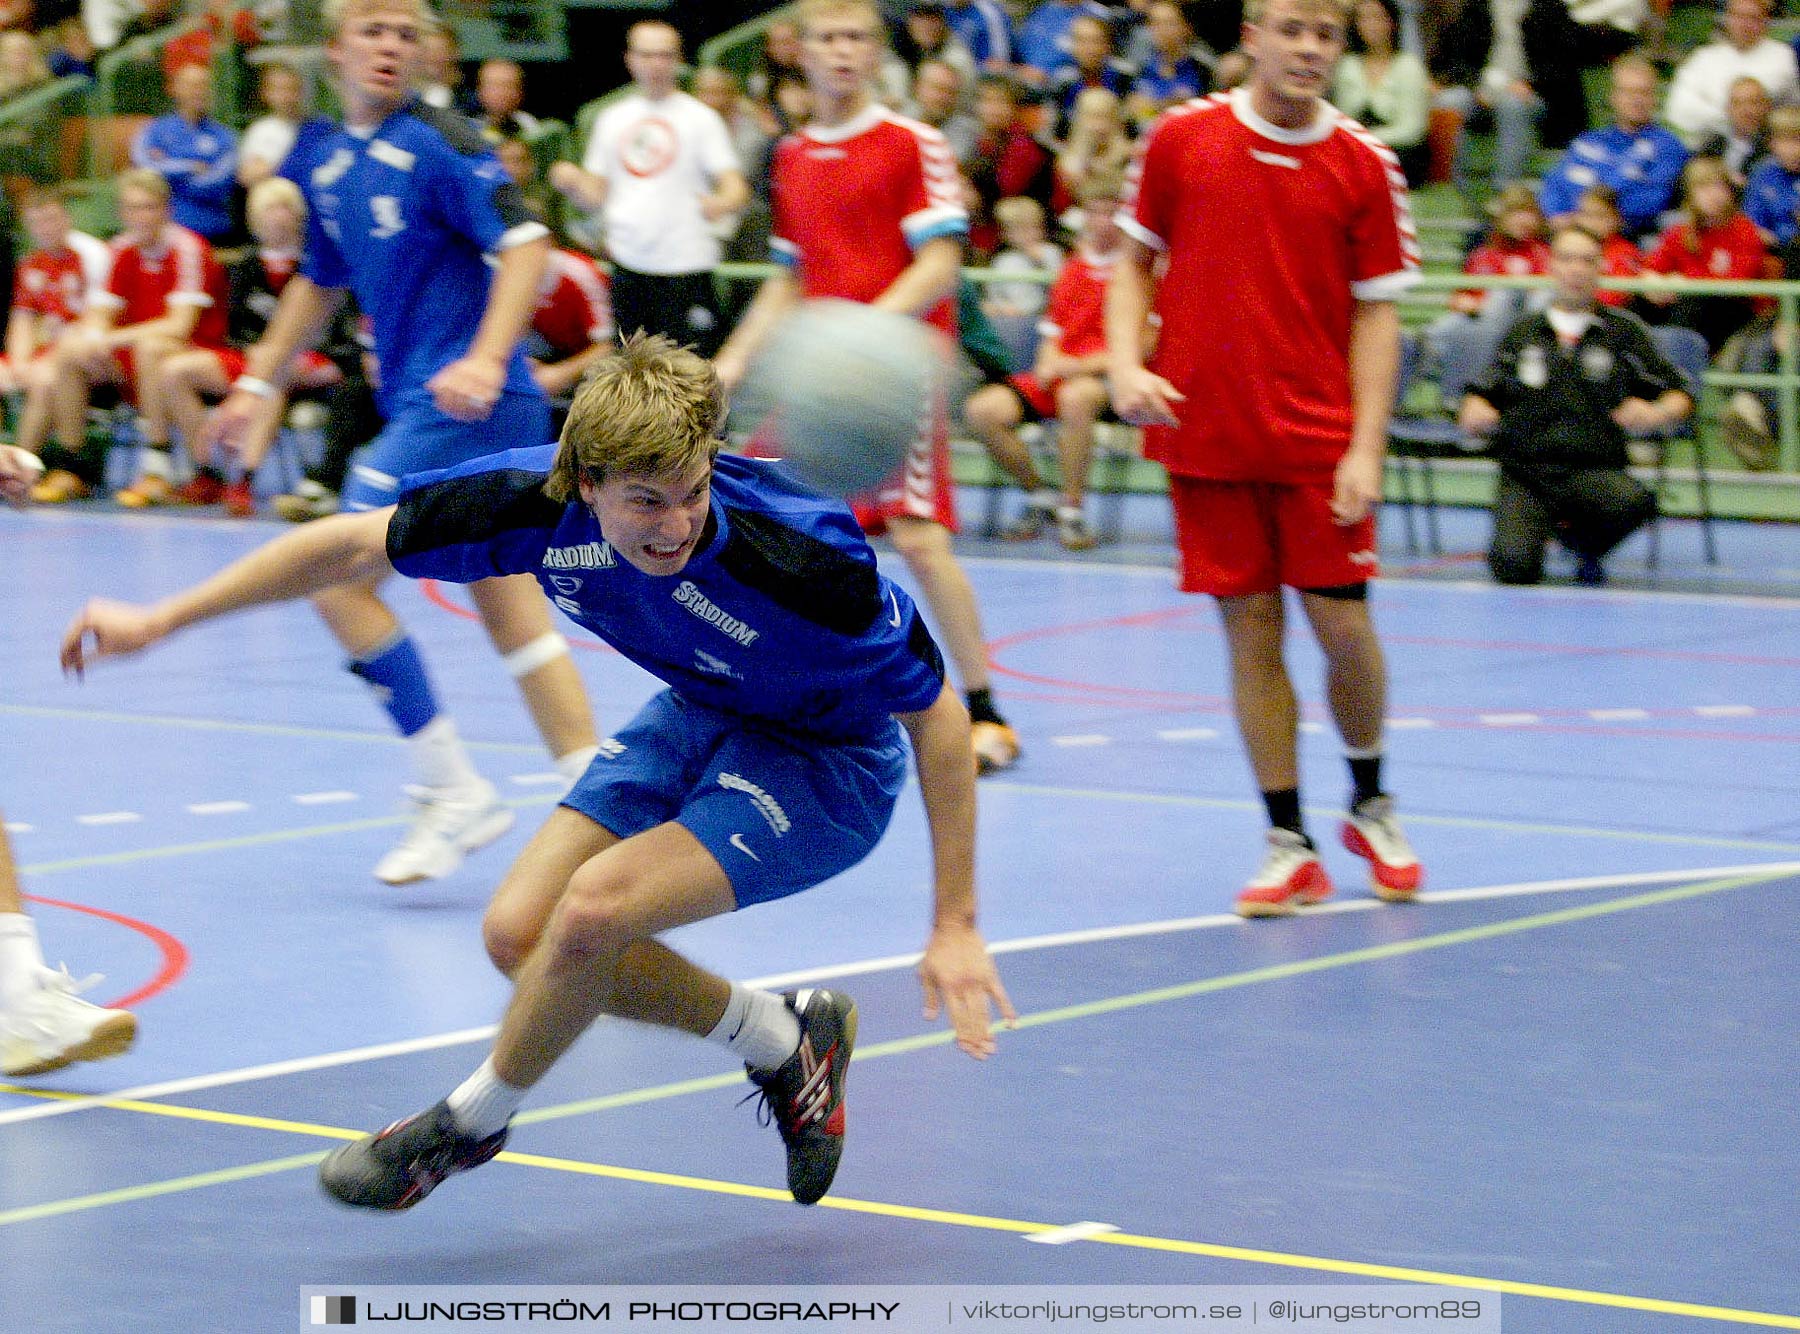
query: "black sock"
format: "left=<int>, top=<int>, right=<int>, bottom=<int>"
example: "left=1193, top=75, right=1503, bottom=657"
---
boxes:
left=966, top=687, right=1004, bottom=727
left=1262, top=787, right=1308, bottom=843
left=1347, top=755, right=1383, bottom=809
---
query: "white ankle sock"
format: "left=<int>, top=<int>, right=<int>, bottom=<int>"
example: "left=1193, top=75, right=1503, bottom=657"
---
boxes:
left=555, top=744, right=600, bottom=785
left=707, top=983, right=801, bottom=1072
left=446, top=1056, right=528, bottom=1138
left=409, top=716, right=484, bottom=792
left=0, top=914, right=46, bottom=1006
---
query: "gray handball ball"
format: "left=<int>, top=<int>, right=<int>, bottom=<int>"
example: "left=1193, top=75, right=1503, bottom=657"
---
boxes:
left=745, top=299, right=941, bottom=499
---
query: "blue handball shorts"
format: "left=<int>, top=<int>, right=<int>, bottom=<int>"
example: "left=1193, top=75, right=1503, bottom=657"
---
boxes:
left=341, top=388, right=552, bottom=511
left=560, top=690, right=909, bottom=908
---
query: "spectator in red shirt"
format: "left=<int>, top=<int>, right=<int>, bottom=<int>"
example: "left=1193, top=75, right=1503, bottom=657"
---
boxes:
left=1644, top=154, right=1769, bottom=351
left=161, top=0, right=259, bottom=79
left=967, top=72, right=1054, bottom=256
left=1450, top=184, right=1552, bottom=318
left=1574, top=186, right=1644, bottom=309
left=2, top=188, right=109, bottom=409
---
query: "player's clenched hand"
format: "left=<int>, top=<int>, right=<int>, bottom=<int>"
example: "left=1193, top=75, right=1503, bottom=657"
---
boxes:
left=204, top=390, right=263, bottom=457
left=1108, top=364, right=1184, bottom=428
left=919, top=922, right=1017, bottom=1059
left=0, top=445, right=44, bottom=505
left=1330, top=449, right=1384, bottom=525
left=60, top=600, right=169, bottom=678
left=429, top=355, right=505, bottom=421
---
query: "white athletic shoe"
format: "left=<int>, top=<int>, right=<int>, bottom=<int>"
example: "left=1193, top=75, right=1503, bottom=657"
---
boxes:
left=375, top=781, right=514, bottom=885
left=0, top=966, right=138, bottom=1078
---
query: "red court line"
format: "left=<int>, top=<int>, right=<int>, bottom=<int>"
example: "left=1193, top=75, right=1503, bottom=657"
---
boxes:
left=21, top=893, right=189, bottom=1009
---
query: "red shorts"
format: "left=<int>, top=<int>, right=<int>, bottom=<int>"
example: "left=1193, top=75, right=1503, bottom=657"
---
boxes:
left=850, top=390, right=957, bottom=535
left=1168, top=476, right=1379, bottom=597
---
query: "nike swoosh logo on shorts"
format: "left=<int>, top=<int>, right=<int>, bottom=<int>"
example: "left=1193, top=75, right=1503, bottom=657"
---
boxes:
left=887, top=588, right=902, bottom=629
left=729, top=833, right=761, bottom=862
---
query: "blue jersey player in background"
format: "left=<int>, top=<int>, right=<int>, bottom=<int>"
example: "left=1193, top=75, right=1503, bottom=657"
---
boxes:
left=204, top=0, right=599, bottom=887
left=62, top=335, right=1016, bottom=1210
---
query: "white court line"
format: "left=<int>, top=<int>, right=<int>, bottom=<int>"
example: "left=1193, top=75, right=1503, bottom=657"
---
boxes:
left=292, top=791, right=359, bottom=806
left=185, top=802, right=250, bottom=816
left=1050, top=735, right=1111, bottom=748
left=75, top=812, right=141, bottom=826
left=4, top=859, right=1797, bottom=1130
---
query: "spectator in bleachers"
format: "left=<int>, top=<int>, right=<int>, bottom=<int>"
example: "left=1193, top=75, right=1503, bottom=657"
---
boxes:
left=768, top=70, right=815, bottom=134
left=967, top=72, right=1053, bottom=255
left=416, top=22, right=468, bottom=113
left=1435, top=0, right=1544, bottom=201
left=132, top=62, right=238, bottom=243
left=746, top=18, right=804, bottom=103
left=154, top=176, right=342, bottom=515
left=983, top=194, right=1063, bottom=322
left=903, top=57, right=980, bottom=161
left=1458, top=223, right=1686, bottom=587
left=237, top=61, right=322, bottom=188
left=549, top=20, right=747, bottom=358
left=1643, top=154, right=1768, bottom=352
left=964, top=168, right=1130, bottom=551
left=475, top=58, right=540, bottom=143
left=1054, top=85, right=1131, bottom=214
left=0, top=32, right=56, bottom=183
left=1666, top=0, right=1797, bottom=146
left=0, top=32, right=52, bottom=100
left=1047, top=14, right=1133, bottom=136
left=941, top=0, right=1013, bottom=71
left=1537, top=55, right=1687, bottom=240
left=20, top=169, right=226, bottom=505
left=1125, top=0, right=1212, bottom=130
left=1695, top=74, right=1770, bottom=189
left=159, top=0, right=259, bottom=79
left=524, top=247, right=614, bottom=403
left=116, top=0, right=182, bottom=50
left=494, top=131, right=557, bottom=231
left=44, top=18, right=96, bottom=81
left=1331, top=0, right=1428, bottom=185
left=695, top=66, right=777, bottom=185
left=1447, top=183, right=1553, bottom=326
left=1211, top=45, right=1252, bottom=90
left=1, top=187, right=108, bottom=435
left=1015, top=0, right=1111, bottom=84
left=1573, top=184, right=1644, bottom=307
left=897, top=1, right=978, bottom=97
left=1743, top=105, right=1800, bottom=246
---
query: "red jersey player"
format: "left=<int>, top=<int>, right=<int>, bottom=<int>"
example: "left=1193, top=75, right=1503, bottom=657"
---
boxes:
left=1107, top=0, right=1425, bottom=916
left=717, top=0, right=1021, bottom=774
left=19, top=170, right=227, bottom=506
left=526, top=248, right=616, bottom=400
left=965, top=167, right=1132, bottom=550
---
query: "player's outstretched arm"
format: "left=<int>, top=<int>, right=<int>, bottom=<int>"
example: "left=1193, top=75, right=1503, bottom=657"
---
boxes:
left=897, top=685, right=1017, bottom=1059
left=713, top=266, right=799, bottom=395
left=60, top=508, right=397, bottom=676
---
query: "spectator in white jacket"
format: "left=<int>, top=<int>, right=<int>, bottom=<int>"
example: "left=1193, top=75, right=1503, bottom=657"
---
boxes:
left=1666, top=0, right=1799, bottom=146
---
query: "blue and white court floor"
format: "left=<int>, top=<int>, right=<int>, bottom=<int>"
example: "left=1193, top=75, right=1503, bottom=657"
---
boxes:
left=2, top=497, right=1796, bottom=1332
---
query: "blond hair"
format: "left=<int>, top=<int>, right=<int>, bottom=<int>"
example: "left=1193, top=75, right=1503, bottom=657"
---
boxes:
left=993, top=195, right=1046, bottom=232
left=247, top=176, right=307, bottom=227
left=545, top=334, right=725, bottom=501
left=118, top=168, right=171, bottom=204
left=1244, top=0, right=1353, bottom=23
left=322, top=0, right=439, bottom=37
left=1769, top=104, right=1800, bottom=137
left=796, top=0, right=883, bottom=37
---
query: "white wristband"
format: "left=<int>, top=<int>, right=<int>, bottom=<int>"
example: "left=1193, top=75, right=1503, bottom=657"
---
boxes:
left=233, top=375, right=276, bottom=399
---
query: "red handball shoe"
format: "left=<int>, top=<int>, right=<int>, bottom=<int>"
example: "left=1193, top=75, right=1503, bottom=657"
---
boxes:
left=1341, top=795, right=1423, bottom=902
left=1235, top=829, right=1334, bottom=918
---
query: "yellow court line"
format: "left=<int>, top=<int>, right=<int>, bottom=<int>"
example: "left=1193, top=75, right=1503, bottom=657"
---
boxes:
left=3, top=869, right=1797, bottom=1327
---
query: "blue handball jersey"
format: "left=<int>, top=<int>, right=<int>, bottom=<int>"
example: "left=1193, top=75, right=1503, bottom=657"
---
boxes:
left=293, top=100, right=544, bottom=411
left=387, top=450, right=948, bottom=744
